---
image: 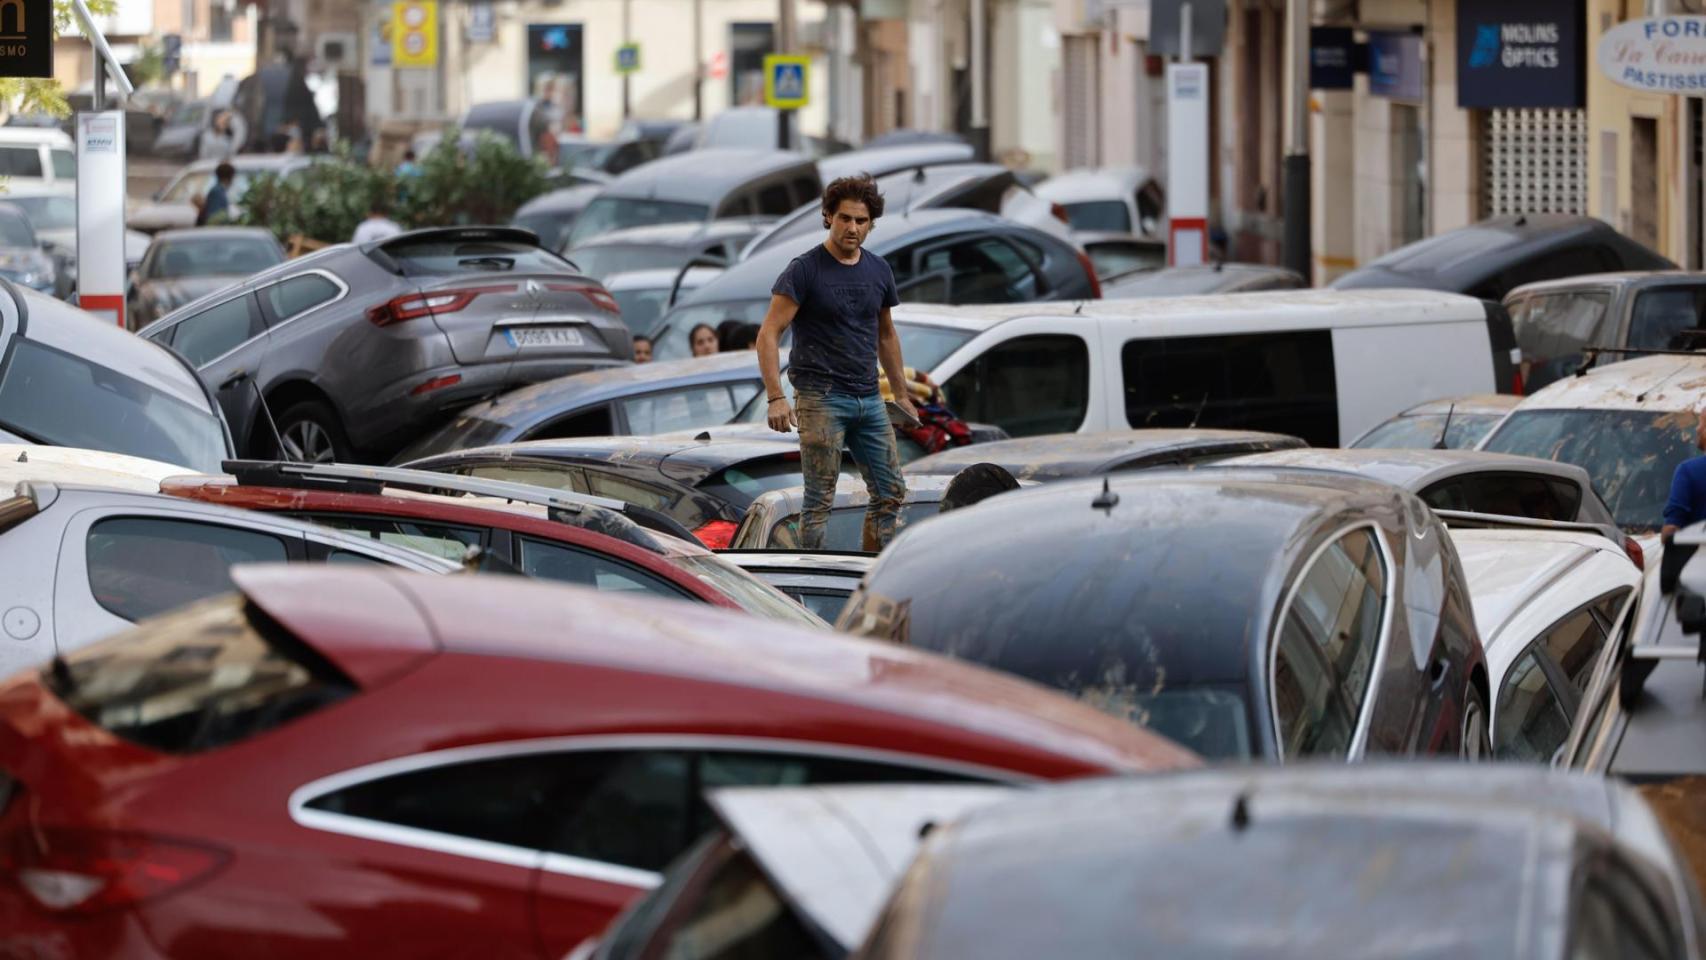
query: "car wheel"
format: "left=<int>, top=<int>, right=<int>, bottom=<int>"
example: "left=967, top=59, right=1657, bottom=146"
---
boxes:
left=1460, top=684, right=1491, bottom=762
left=274, top=400, right=351, bottom=464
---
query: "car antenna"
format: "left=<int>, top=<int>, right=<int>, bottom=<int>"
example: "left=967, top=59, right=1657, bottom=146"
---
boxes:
left=1188, top=392, right=1210, bottom=428
left=1230, top=791, right=1251, bottom=832
left=50, top=653, right=76, bottom=694
left=1074, top=300, right=1085, bottom=315
left=13, top=450, right=23, bottom=462
left=1432, top=403, right=1457, bottom=450
left=1638, top=362, right=1694, bottom=403
left=904, top=166, right=926, bottom=215
left=1092, top=477, right=1119, bottom=514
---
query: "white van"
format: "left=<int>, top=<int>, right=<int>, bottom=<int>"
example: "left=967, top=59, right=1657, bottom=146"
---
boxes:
left=889, top=289, right=1519, bottom=446
left=0, top=128, right=76, bottom=188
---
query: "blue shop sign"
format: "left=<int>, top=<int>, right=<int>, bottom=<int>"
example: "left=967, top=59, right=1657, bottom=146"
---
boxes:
left=1369, top=31, right=1424, bottom=102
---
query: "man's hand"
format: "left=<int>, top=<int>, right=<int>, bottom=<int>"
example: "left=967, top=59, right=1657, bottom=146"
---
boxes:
left=767, top=397, right=796, bottom=433
left=892, top=394, right=918, bottom=425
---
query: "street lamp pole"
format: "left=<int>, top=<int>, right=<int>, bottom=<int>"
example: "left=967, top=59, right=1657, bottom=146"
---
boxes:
left=622, top=0, right=632, bottom=119
left=694, top=0, right=705, bottom=121
left=969, top=0, right=988, bottom=161
left=1281, top=0, right=1311, bottom=281
left=777, top=0, right=797, bottom=150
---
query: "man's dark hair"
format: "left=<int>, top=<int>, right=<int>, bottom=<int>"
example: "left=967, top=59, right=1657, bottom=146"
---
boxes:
left=403, top=149, right=417, bottom=161
left=369, top=195, right=390, bottom=217
left=939, top=462, right=1021, bottom=514
left=214, top=162, right=236, bottom=183
left=632, top=333, right=652, bottom=346
left=821, top=174, right=885, bottom=229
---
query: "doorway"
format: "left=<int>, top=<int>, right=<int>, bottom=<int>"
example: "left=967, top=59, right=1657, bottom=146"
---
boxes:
left=1631, top=115, right=1659, bottom=249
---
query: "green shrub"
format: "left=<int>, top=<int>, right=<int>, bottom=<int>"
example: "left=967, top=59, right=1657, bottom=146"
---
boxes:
left=238, top=131, right=552, bottom=245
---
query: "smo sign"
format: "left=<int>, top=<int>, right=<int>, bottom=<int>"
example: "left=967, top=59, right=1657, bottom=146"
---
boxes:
left=1599, top=17, right=1706, bottom=95
left=0, top=0, right=51, bottom=78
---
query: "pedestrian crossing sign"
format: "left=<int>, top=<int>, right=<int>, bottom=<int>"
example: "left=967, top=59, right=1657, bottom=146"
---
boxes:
left=616, top=43, right=641, bottom=74
left=764, top=54, right=810, bottom=109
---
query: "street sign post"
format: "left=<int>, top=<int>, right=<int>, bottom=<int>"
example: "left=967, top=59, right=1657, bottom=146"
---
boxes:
left=616, top=43, right=641, bottom=74
left=1166, top=62, right=1209, bottom=267
left=391, top=0, right=439, bottom=68
left=764, top=54, right=810, bottom=110
left=67, top=0, right=133, bottom=327
left=76, top=112, right=127, bottom=327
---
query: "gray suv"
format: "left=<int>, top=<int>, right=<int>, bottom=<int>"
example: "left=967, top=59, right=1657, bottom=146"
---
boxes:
left=141, top=226, right=631, bottom=463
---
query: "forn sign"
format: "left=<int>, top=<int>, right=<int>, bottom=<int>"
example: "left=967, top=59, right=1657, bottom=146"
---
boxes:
left=0, top=0, right=50, bottom=79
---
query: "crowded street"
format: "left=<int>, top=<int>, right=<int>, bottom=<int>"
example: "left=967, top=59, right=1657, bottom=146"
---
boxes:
left=6, top=0, right=1706, bottom=957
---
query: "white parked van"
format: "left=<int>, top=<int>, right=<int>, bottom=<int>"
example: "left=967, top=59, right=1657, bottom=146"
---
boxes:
left=886, top=289, right=1519, bottom=446
left=0, top=128, right=76, bottom=188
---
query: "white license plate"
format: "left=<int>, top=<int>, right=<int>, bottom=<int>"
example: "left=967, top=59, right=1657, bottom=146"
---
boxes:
left=505, top=326, right=586, bottom=348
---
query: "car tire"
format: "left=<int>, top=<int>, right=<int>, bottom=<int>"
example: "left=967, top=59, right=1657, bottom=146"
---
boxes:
left=1460, top=683, right=1492, bottom=762
left=273, top=399, right=352, bottom=464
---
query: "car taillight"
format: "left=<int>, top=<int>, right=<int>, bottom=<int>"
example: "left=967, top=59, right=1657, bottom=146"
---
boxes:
left=1050, top=202, right=1070, bottom=224
left=1625, top=536, right=1645, bottom=571
left=366, top=284, right=518, bottom=326
left=693, top=520, right=739, bottom=549
left=2, top=828, right=228, bottom=915
left=1074, top=250, right=1102, bottom=299
left=546, top=282, right=621, bottom=315
left=411, top=373, right=463, bottom=396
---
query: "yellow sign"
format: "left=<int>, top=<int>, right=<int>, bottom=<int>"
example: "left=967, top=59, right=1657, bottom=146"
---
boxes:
left=391, top=1, right=439, bottom=68
left=763, top=54, right=810, bottom=110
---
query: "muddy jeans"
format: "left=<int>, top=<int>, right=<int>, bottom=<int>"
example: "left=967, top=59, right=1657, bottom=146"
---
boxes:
left=794, top=387, right=907, bottom=551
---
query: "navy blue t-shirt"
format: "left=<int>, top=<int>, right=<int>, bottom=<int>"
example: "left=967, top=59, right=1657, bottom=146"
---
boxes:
left=772, top=244, right=900, bottom=396
left=1665, top=454, right=1706, bottom=528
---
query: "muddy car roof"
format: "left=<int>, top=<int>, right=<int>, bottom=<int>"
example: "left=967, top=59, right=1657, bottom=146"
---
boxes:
left=405, top=434, right=801, bottom=485
left=857, top=467, right=1415, bottom=683
left=1222, top=447, right=1593, bottom=491
left=870, top=764, right=1680, bottom=960
left=903, top=429, right=1304, bottom=481
left=1396, top=393, right=1521, bottom=418
left=1509, top=353, right=1706, bottom=412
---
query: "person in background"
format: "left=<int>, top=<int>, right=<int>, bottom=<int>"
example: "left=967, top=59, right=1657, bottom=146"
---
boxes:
left=1662, top=411, right=1706, bottom=540
left=689, top=323, right=719, bottom=358
left=198, top=110, right=235, bottom=161
left=938, top=463, right=1020, bottom=514
left=195, top=162, right=236, bottom=226
left=720, top=321, right=759, bottom=352
left=632, top=335, right=653, bottom=363
left=351, top=198, right=403, bottom=244
left=396, top=149, right=422, bottom=179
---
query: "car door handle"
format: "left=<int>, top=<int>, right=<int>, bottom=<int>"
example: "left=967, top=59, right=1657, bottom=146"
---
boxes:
left=1428, top=657, right=1451, bottom=689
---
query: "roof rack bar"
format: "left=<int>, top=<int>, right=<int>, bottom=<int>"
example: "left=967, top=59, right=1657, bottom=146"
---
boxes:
left=223, top=459, right=629, bottom=512
left=1628, top=645, right=1703, bottom=662
left=1433, top=509, right=1621, bottom=546
left=222, top=459, right=700, bottom=545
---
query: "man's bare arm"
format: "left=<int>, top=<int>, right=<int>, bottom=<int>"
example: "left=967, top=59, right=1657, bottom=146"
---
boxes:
left=757, top=293, right=800, bottom=431
left=876, top=306, right=915, bottom=416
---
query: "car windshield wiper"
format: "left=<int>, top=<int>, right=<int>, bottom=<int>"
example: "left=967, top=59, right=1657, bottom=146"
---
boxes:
left=459, top=256, right=515, bottom=270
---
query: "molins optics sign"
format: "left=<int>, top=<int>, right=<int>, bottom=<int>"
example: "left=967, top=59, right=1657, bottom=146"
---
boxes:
left=1457, top=0, right=1584, bottom=108
left=0, top=0, right=51, bottom=78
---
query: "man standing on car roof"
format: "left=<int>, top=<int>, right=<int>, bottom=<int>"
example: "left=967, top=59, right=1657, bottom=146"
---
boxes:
left=757, top=175, right=915, bottom=551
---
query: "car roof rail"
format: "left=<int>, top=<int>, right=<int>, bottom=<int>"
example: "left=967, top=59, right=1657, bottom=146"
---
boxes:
left=1575, top=344, right=1706, bottom=377
left=1433, top=510, right=1622, bottom=547
left=221, top=459, right=700, bottom=547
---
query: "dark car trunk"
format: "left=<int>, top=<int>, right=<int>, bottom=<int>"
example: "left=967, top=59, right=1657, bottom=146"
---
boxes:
left=412, top=271, right=622, bottom=365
